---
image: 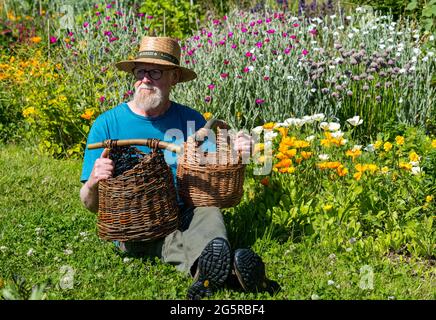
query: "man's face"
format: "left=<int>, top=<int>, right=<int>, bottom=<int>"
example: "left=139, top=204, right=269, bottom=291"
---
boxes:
left=132, top=63, right=179, bottom=112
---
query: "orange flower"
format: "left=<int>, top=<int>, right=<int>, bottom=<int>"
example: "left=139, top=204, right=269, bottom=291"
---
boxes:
left=337, top=165, right=348, bottom=177
left=31, top=36, right=42, bottom=43
left=301, top=151, right=312, bottom=160
left=353, top=171, right=363, bottom=181
left=80, top=109, right=95, bottom=120
left=277, top=127, right=288, bottom=137
left=274, top=158, right=292, bottom=168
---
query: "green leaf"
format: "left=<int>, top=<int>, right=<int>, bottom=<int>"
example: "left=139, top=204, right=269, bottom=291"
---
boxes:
left=405, top=1, right=418, bottom=11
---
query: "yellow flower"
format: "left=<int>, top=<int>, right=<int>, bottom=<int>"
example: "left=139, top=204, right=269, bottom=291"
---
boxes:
left=426, top=195, right=433, bottom=203
left=395, top=135, right=405, bottom=145
left=323, top=204, right=333, bottom=211
left=366, top=164, right=378, bottom=173
left=263, top=122, right=275, bottom=130
left=381, top=166, right=389, bottom=174
left=253, top=143, right=264, bottom=154
left=432, top=139, right=436, bottom=148
left=203, top=112, right=212, bottom=120
left=399, top=162, right=412, bottom=171
left=23, top=107, right=36, bottom=117
left=384, top=142, right=393, bottom=152
left=374, top=140, right=383, bottom=149
left=285, top=148, right=297, bottom=158
left=274, top=158, right=292, bottom=168
left=80, top=109, right=95, bottom=120
left=353, top=171, right=363, bottom=181
left=31, top=36, right=42, bottom=43
left=409, top=151, right=420, bottom=163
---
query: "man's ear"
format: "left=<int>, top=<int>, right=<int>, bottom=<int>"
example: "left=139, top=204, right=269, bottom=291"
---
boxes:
left=171, top=69, right=181, bottom=85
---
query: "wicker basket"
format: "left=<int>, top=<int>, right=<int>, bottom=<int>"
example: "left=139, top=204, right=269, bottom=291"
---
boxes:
left=176, top=124, right=246, bottom=208
left=96, top=140, right=179, bottom=242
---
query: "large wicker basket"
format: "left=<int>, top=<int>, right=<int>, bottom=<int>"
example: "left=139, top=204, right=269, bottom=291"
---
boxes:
left=94, top=139, right=179, bottom=242
left=176, top=122, right=246, bottom=208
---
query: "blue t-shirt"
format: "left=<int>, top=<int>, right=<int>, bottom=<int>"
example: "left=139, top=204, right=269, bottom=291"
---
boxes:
left=80, top=101, right=207, bottom=187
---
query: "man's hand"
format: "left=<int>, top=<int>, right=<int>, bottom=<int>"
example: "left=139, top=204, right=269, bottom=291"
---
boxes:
left=233, top=131, right=253, bottom=157
left=80, top=148, right=113, bottom=213
left=86, top=148, right=114, bottom=190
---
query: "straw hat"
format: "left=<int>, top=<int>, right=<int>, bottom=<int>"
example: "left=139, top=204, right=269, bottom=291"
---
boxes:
left=115, top=36, right=197, bottom=83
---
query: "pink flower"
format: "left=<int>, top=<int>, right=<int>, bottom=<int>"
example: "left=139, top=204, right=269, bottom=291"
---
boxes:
left=99, top=96, right=106, bottom=103
left=50, top=36, right=57, bottom=43
left=256, top=42, right=263, bottom=48
left=302, top=49, right=309, bottom=55
left=213, top=19, right=220, bottom=25
left=96, top=11, right=101, bottom=16
left=223, top=59, right=230, bottom=65
left=83, top=22, right=89, bottom=28
left=106, top=4, right=112, bottom=9
left=222, top=15, right=228, bottom=21
left=282, top=32, right=288, bottom=37
left=245, top=52, right=252, bottom=57
left=220, top=73, right=229, bottom=79
left=243, top=67, right=249, bottom=73
left=241, top=27, right=248, bottom=33
left=231, top=44, right=237, bottom=49
left=284, top=47, right=291, bottom=54
left=251, top=56, right=256, bottom=61
left=105, top=16, right=110, bottom=21
left=309, top=29, right=317, bottom=36
left=293, top=23, right=299, bottom=27
left=290, top=35, right=297, bottom=39
left=208, top=84, right=215, bottom=90
left=228, top=32, right=233, bottom=38
left=219, top=40, right=226, bottom=45
left=263, top=76, right=270, bottom=81
left=255, top=99, right=265, bottom=105
left=147, top=15, right=153, bottom=19
left=257, top=19, right=263, bottom=24
left=109, top=37, right=118, bottom=42
left=266, top=18, right=272, bottom=23
left=267, top=29, right=275, bottom=34
left=250, top=22, right=255, bottom=27
left=264, top=38, right=270, bottom=43
left=207, top=32, right=213, bottom=38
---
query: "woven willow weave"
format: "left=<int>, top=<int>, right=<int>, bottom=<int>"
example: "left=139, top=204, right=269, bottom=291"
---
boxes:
left=98, top=143, right=179, bottom=241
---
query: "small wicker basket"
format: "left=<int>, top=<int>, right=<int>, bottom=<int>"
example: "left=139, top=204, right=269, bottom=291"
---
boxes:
left=176, top=124, right=246, bottom=208
left=96, top=139, right=179, bottom=242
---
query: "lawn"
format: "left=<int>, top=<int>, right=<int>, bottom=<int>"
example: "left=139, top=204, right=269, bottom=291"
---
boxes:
left=0, top=144, right=434, bottom=300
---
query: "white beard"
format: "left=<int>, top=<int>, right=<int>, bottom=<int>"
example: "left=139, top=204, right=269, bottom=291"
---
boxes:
left=133, top=85, right=164, bottom=112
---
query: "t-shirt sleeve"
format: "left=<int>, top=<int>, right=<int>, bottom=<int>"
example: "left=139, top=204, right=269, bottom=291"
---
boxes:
left=80, top=116, right=109, bottom=183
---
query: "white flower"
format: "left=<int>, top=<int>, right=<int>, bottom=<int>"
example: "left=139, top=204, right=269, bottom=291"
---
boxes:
left=356, top=7, right=364, bottom=13
left=319, top=154, right=330, bottom=161
left=302, top=115, right=314, bottom=124
left=430, top=35, right=435, bottom=41
left=348, top=33, right=354, bottom=39
left=79, top=232, right=88, bottom=237
left=287, top=75, right=295, bottom=81
left=305, top=135, right=315, bottom=142
left=352, top=145, right=362, bottom=152
left=328, top=122, right=341, bottom=131
left=327, top=280, right=335, bottom=286
left=331, top=130, right=344, bottom=139
left=311, top=113, right=325, bottom=121
left=326, top=271, right=332, bottom=276
left=35, top=227, right=43, bottom=235
left=346, top=16, right=352, bottom=20
left=345, top=247, right=352, bottom=252
left=328, top=253, right=336, bottom=260
left=330, top=15, right=336, bottom=19
left=252, top=126, right=263, bottom=135
left=411, top=167, right=422, bottom=175
left=64, top=249, right=73, bottom=255
left=264, top=131, right=278, bottom=141
left=311, top=294, right=321, bottom=300
left=0, top=246, right=7, bottom=252
left=320, top=122, right=329, bottom=130
left=364, top=144, right=375, bottom=152
left=123, top=257, right=132, bottom=263
left=410, top=161, right=419, bottom=166
left=248, top=65, right=254, bottom=72
left=27, top=248, right=34, bottom=256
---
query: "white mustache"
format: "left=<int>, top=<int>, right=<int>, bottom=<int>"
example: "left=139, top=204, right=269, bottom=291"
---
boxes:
left=138, top=85, right=155, bottom=91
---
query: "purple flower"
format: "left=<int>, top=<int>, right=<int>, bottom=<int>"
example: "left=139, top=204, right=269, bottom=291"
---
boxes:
left=255, top=99, right=265, bottom=105
left=228, top=32, right=233, bottom=38
left=99, top=96, right=106, bottom=103
left=267, top=29, right=275, bottom=34
left=284, top=47, right=291, bottom=54
left=208, top=84, right=215, bottom=90
left=106, top=4, right=112, bottom=9
left=205, top=96, right=212, bottom=103
left=147, top=15, right=153, bottom=19
left=302, top=49, right=309, bottom=55
left=50, top=36, right=57, bottom=43
left=241, top=27, right=248, bottom=33
left=83, top=22, right=89, bottom=28
left=256, top=42, right=263, bottom=48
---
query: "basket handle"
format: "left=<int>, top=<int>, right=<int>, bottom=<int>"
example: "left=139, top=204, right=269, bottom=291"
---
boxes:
left=87, top=119, right=229, bottom=153
left=87, top=138, right=182, bottom=153
left=193, top=118, right=229, bottom=142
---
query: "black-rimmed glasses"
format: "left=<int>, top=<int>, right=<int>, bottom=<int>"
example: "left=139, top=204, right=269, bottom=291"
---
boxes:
left=133, top=67, right=176, bottom=81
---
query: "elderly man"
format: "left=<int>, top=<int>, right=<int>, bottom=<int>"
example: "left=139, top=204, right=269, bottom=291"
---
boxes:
left=79, top=36, right=278, bottom=299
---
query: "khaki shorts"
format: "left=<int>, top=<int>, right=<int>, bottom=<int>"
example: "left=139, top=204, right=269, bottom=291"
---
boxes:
left=115, top=206, right=227, bottom=275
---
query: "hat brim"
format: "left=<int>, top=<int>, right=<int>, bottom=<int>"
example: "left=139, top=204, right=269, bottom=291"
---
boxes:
left=115, top=58, right=197, bottom=83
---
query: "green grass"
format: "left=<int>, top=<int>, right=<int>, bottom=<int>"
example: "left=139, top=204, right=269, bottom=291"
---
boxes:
left=0, top=144, right=434, bottom=300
